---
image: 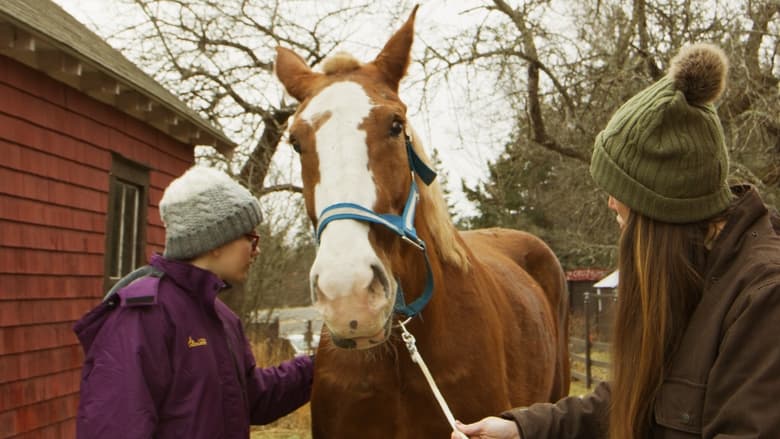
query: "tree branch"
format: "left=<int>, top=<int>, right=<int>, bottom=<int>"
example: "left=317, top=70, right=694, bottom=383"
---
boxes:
left=260, top=184, right=303, bottom=195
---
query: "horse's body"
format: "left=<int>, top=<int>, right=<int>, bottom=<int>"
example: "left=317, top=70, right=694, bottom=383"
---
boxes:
left=275, top=7, right=569, bottom=438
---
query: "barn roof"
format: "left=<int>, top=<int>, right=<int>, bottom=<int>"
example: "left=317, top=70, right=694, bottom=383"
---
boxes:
left=566, top=268, right=611, bottom=282
left=0, top=0, right=236, bottom=155
left=593, top=270, right=619, bottom=289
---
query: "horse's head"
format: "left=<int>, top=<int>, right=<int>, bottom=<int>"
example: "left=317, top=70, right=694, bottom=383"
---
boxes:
left=275, top=7, right=423, bottom=350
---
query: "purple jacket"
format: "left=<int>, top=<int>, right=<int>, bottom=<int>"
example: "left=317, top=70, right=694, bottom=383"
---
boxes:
left=74, top=255, right=313, bottom=439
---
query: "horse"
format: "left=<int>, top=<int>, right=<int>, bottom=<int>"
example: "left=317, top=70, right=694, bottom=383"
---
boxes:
left=275, top=6, right=569, bottom=438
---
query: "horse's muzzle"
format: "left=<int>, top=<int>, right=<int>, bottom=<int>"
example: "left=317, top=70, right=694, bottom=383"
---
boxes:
left=329, top=314, right=393, bottom=350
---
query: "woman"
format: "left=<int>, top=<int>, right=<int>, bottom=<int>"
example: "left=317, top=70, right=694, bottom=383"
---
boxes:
left=454, top=44, right=780, bottom=438
left=75, top=165, right=314, bottom=439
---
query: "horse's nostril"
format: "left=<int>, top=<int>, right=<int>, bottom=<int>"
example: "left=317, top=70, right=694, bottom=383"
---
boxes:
left=369, top=264, right=390, bottom=297
left=349, top=320, right=358, bottom=330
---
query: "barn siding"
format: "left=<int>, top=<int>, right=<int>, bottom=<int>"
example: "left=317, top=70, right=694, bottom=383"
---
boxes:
left=0, top=346, right=82, bottom=384
left=0, top=52, right=194, bottom=437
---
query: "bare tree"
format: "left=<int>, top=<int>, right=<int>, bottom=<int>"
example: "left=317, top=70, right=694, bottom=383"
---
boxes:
left=88, top=0, right=780, bottom=273
left=93, top=0, right=374, bottom=318
left=117, top=0, right=373, bottom=192
left=424, top=0, right=780, bottom=268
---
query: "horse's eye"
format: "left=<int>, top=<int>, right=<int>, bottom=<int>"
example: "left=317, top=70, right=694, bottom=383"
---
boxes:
left=289, top=135, right=301, bottom=154
left=389, top=120, right=404, bottom=138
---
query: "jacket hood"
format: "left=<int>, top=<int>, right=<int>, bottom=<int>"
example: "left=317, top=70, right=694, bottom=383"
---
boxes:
left=73, top=299, right=116, bottom=355
left=149, top=254, right=227, bottom=306
left=707, top=185, right=771, bottom=275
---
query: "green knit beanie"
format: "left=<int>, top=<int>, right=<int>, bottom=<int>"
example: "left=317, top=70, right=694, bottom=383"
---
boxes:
left=590, top=43, right=732, bottom=223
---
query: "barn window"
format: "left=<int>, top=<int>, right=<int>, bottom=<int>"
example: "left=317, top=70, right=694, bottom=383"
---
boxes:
left=104, top=155, right=149, bottom=291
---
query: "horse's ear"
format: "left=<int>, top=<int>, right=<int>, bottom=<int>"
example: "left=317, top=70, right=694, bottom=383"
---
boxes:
left=275, top=46, right=320, bottom=102
left=372, top=5, right=418, bottom=92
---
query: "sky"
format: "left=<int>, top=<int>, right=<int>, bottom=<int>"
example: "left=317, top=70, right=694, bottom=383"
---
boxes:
left=51, top=0, right=516, bottom=219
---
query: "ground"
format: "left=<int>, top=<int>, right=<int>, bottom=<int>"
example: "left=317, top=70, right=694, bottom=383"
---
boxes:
left=251, top=428, right=310, bottom=439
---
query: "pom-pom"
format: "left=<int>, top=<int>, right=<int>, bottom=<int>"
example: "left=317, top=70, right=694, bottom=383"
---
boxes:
left=669, top=43, right=728, bottom=105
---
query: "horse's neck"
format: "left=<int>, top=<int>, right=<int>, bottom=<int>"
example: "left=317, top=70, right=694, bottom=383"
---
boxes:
left=394, top=236, right=461, bottom=327
left=391, top=199, right=476, bottom=334
left=394, top=243, right=435, bottom=298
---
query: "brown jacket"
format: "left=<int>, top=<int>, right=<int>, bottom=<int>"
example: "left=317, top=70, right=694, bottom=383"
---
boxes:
left=506, top=186, right=780, bottom=438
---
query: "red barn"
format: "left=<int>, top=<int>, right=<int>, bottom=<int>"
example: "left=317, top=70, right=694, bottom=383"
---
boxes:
left=566, top=268, right=611, bottom=313
left=0, top=1, right=235, bottom=437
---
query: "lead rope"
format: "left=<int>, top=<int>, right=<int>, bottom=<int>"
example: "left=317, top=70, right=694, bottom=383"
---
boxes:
left=398, top=318, right=469, bottom=439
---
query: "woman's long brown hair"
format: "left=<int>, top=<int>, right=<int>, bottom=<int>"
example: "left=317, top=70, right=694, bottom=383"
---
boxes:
left=609, top=212, right=710, bottom=439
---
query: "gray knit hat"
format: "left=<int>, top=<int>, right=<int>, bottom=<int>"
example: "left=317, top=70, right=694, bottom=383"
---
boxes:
left=590, top=43, right=732, bottom=223
left=159, top=165, right=262, bottom=260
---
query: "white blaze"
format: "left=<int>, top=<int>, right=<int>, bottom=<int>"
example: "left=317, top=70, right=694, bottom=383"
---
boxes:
left=302, top=81, right=380, bottom=300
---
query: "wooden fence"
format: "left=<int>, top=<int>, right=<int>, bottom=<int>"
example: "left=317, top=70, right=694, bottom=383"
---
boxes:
left=250, top=307, right=323, bottom=355
left=569, top=291, right=616, bottom=388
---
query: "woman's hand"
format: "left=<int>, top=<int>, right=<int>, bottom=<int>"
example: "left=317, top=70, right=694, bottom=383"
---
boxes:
left=451, top=417, right=521, bottom=439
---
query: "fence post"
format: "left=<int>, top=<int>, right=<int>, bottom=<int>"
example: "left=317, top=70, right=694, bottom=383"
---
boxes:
left=304, top=320, right=313, bottom=354
left=584, top=291, right=592, bottom=389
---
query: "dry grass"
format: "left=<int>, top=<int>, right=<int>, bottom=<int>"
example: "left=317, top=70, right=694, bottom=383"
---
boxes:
left=568, top=349, right=610, bottom=397
left=251, top=428, right=311, bottom=439
left=249, top=334, right=312, bottom=439
left=568, top=378, right=591, bottom=397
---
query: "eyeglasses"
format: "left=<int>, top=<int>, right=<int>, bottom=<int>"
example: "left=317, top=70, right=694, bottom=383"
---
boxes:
left=244, top=232, right=260, bottom=251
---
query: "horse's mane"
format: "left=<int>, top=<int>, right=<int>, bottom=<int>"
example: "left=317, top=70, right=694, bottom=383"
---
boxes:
left=408, top=128, right=470, bottom=272
left=322, top=52, right=362, bottom=75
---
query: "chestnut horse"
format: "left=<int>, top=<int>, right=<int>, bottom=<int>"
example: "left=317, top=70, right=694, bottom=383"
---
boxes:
left=275, top=6, right=569, bottom=438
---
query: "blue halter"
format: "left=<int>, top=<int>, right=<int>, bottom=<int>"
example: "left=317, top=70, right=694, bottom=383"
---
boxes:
left=315, top=135, right=437, bottom=318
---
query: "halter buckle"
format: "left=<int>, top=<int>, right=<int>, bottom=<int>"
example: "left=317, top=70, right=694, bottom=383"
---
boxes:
left=401, top=235, right=425, bottom=251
